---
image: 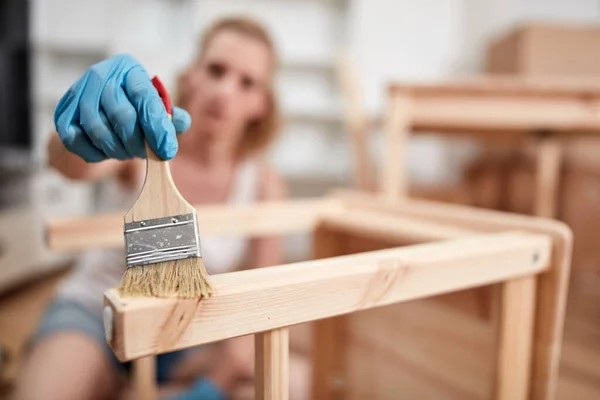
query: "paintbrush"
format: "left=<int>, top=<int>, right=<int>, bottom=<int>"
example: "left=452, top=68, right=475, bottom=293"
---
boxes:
left=118, top=76, right=213, bottom=299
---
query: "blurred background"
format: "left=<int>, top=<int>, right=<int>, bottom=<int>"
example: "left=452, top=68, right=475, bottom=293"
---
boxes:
left=1, top=0, right=600, bottom=398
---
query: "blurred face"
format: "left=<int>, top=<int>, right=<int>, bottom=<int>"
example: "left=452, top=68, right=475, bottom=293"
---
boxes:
left=184, top=29, right=272, bottom=149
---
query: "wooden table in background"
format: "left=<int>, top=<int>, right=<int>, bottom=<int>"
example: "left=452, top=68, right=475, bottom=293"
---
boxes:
left=379, top=76, right=600, bottom=218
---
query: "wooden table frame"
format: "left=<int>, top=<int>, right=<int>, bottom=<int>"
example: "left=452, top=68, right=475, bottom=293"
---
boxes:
left=344, top=77, right=600, bottom=218
left=45, top=189, right=572, bottom=400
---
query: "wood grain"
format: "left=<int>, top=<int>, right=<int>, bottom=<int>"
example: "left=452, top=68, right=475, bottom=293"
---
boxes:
left=124, top=142, right=195, bottom=223
left=133, top=356, right=158, bottom=400
left=403, top=95, right=600, bottom=135
left=534, top=134, right=563, bottom=218
left=255, top=328, right=289, bottom=400
left=496, top=276, right=537, bottom=400
left=104, top=231, right=550, bottom=361
left=380, top=90, right=412, bottom=200
left=312, top=226, right=348, bottom=400
left=320, top=207, right=476, bottom=244
left=336, top=55, right=374, bottom=191
left=333, top=189, right=573, bottom=400
left=46, top=199, right=343, bottom=252
left=390, top=75, right=600, bottom=98
left=2, top=251, right=597, bottom=399
left=382, top=78, right=600, bottom=140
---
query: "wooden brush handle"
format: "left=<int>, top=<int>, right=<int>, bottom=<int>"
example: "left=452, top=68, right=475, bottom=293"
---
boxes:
left=124, top=77, right=195, bottom=223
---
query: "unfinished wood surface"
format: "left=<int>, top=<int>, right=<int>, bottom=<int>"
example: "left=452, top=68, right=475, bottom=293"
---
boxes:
left=133, top=356, right=158, bottom=400
left=380, top=91, right=412, bottom=200
left=312, top=227, right=348, bottom=400
left=405, top=95, right=600, bottom=135
left=496, top=276, right=537, bottom=400
left=333, top=189, right=573, bottom=400
left=390, top=76, right=600, bottom=98
left=6, top=272, right=599, bottom=399
left=125, top=142, right=195, bottom=223
left=336, top=55, right=373, bottom=191
left=534, top=135, right=563, bottom=218
left=382, top=78, right=600, bottom=135
left=320, top=207, right=476, bottom=244
left=3, top=268, right=598, bottom=399
left=104, top=231, right=550, bottom=361
left=46, top=199, right=343, bottom=252
left=255, top=328, right=289, bottom=400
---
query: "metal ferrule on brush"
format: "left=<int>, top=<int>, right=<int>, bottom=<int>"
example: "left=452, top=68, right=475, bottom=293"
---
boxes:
left=124, top=213, right=201, bottom=268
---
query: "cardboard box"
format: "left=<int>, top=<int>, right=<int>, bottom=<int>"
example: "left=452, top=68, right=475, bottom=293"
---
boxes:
left=486, top=22, right=600, bottom=77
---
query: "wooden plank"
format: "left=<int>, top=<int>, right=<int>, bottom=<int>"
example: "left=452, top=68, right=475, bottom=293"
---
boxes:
left=336, top=55, right=374, bottom=191
left=408, top=95, right=600, bottom=134
left=534, top=134, right=563, bottom=218
left=255, top=328, right=289, bottom=400
left=104, top=231, right=551, bottom=361
left=312, top=226, right=348, bottom=400
left=390, top=76, right=600, bottom=98
left=333, top=190, right=573, bottom=400
left=320, top=207, right=476, bottom=243
left=333, top=189, right=568, bottom=236
left=380, top=90, right=412, bottom=200
left=496, top=276, right=537, bottom=400
left=133, top=356, right=158, bottom=400
left=313, top=318, right=347, bottom=400
left=45, top=198, right=343, bottom=252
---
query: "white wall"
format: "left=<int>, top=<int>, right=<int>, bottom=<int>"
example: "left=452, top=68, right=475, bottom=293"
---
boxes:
left=346, top=0, right=465, bottom=185
left=344, top=0, right=600, bottom=185
left=29, top=0, right=600, bottom=211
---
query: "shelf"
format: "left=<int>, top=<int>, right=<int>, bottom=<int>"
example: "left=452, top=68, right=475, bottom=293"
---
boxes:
left=284, top=112, right=343, bottom=127
left=281, top=173, right=353, bottom=201
left=280, top=55, right=336, bottom=72
left=281, top=100, right=344, bottom=125
left=32, top=41, right=108, bottom=58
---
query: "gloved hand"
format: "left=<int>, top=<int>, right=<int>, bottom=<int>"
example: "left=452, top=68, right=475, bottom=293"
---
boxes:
left=54, top=53, right=191, bottom=162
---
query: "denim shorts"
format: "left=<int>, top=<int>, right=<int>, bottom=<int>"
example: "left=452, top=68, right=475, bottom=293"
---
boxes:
left=30, top=298, right=192, bottom=383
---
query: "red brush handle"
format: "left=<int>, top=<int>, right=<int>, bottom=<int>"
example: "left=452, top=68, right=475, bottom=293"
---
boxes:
left=151, top=76, right=173, bottom=116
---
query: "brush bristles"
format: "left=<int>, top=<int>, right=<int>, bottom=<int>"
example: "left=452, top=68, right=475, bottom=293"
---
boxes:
left=119, top=258, right=213, bottom=299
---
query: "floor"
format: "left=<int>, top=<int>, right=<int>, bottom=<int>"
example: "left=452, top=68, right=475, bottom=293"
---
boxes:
left=341, top=279, right=600, bottom=400
left=555, top=273, right=600, bottom=399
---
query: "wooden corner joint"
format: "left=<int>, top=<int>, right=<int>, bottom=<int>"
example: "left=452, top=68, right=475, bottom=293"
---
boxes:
left=104, top=231, right=551, bottom=362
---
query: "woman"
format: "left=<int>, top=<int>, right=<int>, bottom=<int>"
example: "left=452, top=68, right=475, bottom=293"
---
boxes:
left=14, top=17, right=308, bottom=400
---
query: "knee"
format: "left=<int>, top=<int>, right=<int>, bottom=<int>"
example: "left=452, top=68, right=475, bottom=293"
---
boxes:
left=11, top=361, right=79, bottom=400
left=11, top=332, right=119, bottom=400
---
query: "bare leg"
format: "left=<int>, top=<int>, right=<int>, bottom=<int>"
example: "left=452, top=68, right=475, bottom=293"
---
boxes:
left=12, top=332, right=119, bottom=400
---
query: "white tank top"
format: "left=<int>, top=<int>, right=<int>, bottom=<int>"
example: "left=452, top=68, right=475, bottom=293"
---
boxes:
left=57, top=159, right=260, bottom=316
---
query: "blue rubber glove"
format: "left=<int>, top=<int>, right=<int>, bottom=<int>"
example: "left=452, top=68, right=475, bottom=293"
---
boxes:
left=54, top=53, right=191, bottom=162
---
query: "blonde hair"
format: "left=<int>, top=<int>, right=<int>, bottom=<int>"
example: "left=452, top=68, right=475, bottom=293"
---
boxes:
left=175, top=16, right=281, bottom=158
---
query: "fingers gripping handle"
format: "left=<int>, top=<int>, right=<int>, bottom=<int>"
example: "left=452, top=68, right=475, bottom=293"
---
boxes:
left=146, top=76, right=173, bottom=161
left=125, top=76, right=193, bottom=221
left=133, top=76, right=178, bottom=219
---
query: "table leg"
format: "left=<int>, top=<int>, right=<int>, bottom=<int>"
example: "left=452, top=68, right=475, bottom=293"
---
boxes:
left=534, top=134, right=563, bottom=218
left=256, top=328, right=290, bottom=400
left=495, top=276, right=537, bottom=400
left=380, top=90, right=412, bottom=201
